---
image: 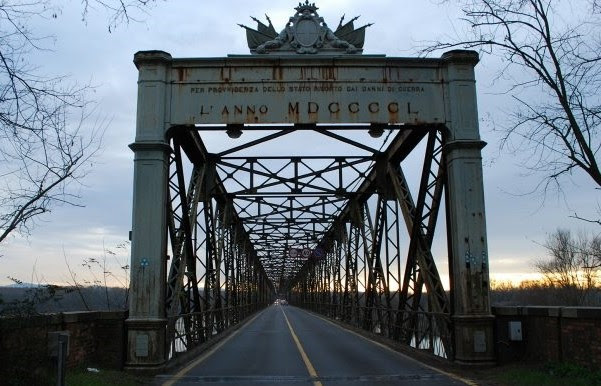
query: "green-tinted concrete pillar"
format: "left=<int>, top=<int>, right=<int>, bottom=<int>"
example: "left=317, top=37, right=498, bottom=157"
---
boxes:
left=126, top=51, right=172, bottom=368
left=442, top=50, right=495, bottom=364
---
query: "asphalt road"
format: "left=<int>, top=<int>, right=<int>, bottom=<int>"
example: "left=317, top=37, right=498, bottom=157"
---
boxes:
left=158, top=306, right=469, bottom=385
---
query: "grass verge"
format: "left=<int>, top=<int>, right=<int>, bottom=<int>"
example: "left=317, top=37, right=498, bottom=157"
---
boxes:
left=484, top=362, right=601, bottom=386
left=65, top=368, right=153, bottom=386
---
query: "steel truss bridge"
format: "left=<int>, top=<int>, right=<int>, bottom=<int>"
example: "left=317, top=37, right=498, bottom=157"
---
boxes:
left=165, top=123, right=451, bottom=360
left=126, top=51, right=494, bottom=368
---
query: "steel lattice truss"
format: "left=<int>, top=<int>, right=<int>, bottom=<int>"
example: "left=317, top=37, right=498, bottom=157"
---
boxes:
left=164, top=124, right=453, bottom=359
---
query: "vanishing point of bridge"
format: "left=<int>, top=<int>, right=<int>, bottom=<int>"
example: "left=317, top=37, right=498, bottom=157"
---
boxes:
left=126, top=2, right=493, bottom=380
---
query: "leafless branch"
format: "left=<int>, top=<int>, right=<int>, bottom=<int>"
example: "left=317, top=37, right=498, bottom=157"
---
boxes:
left=423, top=0, right=601, bottom=216
left=0, top=1, right=145, bottom=242
left=80, top=0, right=158, bottom=32
left=62, top=248, right=91, bottom=311
left=536, top=228, right=600, bottom=305
left=570, top=212, right=601, bottom=226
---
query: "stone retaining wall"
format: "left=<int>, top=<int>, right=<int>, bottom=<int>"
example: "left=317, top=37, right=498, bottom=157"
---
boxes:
left=493, top=306, right=601, bottom=368
left=2, top=306, right=600, bottom=381
left=0, top=311, right=127, bottom=382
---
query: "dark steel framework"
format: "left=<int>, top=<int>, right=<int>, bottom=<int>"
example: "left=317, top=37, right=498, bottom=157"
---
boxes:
left=164, top=123, right=454, bottom=359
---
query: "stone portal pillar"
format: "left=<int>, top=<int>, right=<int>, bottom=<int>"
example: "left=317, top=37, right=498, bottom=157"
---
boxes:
left=126, top=51, right=172, bottom=368
left=441, top=50, right=495, bottom=364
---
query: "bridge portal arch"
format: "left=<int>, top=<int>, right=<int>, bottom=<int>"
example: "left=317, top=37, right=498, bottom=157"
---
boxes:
left=127, top=22, right=493, bottom=368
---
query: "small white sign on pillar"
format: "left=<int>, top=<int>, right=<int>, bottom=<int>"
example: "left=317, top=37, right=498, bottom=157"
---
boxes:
left=509, top=321, right=523, bottom=341
left=135, top=333, right=149, bottom=358
left=473, top=330, right=487, bottom=353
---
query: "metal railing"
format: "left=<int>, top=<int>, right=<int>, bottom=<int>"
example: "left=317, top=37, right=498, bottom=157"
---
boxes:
left=166, top=303, right=266, bottom=359
left=300, top=302, right=452, bottom=359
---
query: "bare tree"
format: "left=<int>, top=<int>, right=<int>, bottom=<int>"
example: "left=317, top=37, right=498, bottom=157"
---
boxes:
left=80, top=0, right=158, bottom=32
left=425, top=0, right=601, bottom=213
left=62, top=240, right=130, bottom=311
left=588, top=232, right=601, bottom=269
left=535, top=229, right=600, bottom=305
left=0, top=2, right=95, bottom=242
left=0, top=1, right=157, bottom=243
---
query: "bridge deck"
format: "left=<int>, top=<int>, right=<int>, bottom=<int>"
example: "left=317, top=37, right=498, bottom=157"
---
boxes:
left=158, top=306, right=469, bottom=385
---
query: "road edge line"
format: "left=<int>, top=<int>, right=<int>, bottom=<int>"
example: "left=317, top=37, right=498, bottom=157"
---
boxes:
left=301, top=308, right=478, bottom=386
left=162, top=308, right=267, bottom=386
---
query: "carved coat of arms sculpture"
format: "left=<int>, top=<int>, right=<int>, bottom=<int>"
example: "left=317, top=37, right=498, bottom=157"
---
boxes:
left=239, top=1, right=372, bottom=55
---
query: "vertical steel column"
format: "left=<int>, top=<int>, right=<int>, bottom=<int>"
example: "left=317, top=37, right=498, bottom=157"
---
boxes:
left=127, top=51, right=172, bottom=368
left=165, top=141, right=204, bottom=350
left=360, top=199, right=389, bottom=334
left=332, top=231, right=345, bottom=318
left=214, top=201, right=230, bottom=333
left=165, top=158, right=204, bottom=318
left=237, top=243, right=247, bottom=317
left=383, top=199, right=401, bottom=339
left=227, top=224, right=239, bottom=326
left=442, top=50, right=494, bottom=364
left=344, top=214, right=360, bottom=325
left=392, top=130, right=451, bottom=355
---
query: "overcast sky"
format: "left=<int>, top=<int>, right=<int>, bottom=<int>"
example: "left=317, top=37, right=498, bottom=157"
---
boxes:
left=0, top=0, right=598, bottom=287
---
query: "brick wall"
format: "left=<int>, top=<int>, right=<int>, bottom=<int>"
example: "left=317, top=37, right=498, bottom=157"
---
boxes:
left=493, top=306, right=601, bottom=369
left=0, top=311, right=127, bottom=384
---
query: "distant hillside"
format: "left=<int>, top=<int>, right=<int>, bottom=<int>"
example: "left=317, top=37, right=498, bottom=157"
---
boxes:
left=5, top=282, right=41, bottom=288
left=0, top=285, right=128, bottom=315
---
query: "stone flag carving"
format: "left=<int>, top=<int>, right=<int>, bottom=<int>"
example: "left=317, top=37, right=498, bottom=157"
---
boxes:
left=239, top=1, right=372, bottom=55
